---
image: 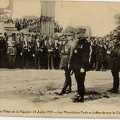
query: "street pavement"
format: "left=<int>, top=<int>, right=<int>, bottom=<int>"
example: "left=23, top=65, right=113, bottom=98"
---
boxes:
left=0, top=69, right=119, bottom=118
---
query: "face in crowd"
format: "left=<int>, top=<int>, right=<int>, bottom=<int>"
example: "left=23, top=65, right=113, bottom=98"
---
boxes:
left=67, top=34, right=74, bottom=41
left=74, top=32, right=84, bottom=43
left=75, top=32, right=80, bottom=39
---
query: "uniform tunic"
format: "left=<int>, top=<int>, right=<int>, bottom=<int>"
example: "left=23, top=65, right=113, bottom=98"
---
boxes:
left=59, top=40, right=75, bottom=93
left=70, top=38, right=90, bottom=98
left=7, top=38, right=17, bottom=69
left=60, top=40, right=75, bottom=69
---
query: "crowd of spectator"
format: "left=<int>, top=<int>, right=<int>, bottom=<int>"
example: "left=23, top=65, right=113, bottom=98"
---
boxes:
left=5, top=17, right=41, bottom=31
left=0, top=28, right=119, bottom=70
left=1, top=16, right=120, bottom=70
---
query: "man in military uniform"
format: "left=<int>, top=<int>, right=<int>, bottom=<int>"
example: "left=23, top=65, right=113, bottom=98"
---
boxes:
left=21, top=34, right=30, bottom=68
left=59, top=32, right=76, bottom=95
left=4, top=32, right=8, bottom=42
left=108, top=36, right=120, bottom=93
left=70, top=31, right=91, bottom=102
left=7, top=35, right=17, bottom=69
left=35, top=35, right=44, bottom=69
left=42, top=36, right=48, bottom=69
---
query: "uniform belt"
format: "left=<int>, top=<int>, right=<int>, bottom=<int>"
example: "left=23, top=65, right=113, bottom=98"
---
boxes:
left=63, top=53, right=70, bottom=55
left=8, top=46, right=15, bottom=47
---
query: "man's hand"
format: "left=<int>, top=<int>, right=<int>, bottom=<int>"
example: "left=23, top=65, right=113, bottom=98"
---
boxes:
left=20, top=53, right=22, bottom=56
left=33, top=54, right=35, bottom=57
left=80, top=68, right=85, bottom=73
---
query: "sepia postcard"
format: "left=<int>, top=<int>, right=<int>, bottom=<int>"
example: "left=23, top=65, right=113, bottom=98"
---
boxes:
left=0, top=0, right=120, bottom=119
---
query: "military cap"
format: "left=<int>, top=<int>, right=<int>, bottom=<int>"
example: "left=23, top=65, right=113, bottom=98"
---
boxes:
left=75, top=28, right=87, bottom=38
left=67, top=31, right=74, bottom=37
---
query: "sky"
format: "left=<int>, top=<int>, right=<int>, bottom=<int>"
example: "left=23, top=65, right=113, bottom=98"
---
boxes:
left=55, top=2, right=120, bottom=36
left=1, top=0, right=120, bottom=36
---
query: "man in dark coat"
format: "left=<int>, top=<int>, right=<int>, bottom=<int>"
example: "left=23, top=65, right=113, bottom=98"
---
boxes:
left=96, top=43, right=106, bottom=71
left=108, top=37, right=120, bottom=93
left=54, top=39, right=61, bottom=69
left=35, top=36, right=44, bottom=69
left=42, top=37, right=48, bottom=69
left=0, top=36, right=6, bottom=68
left=70, top=32, right=91, bottom=102
left=90, top=41, right=97, bottom=70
